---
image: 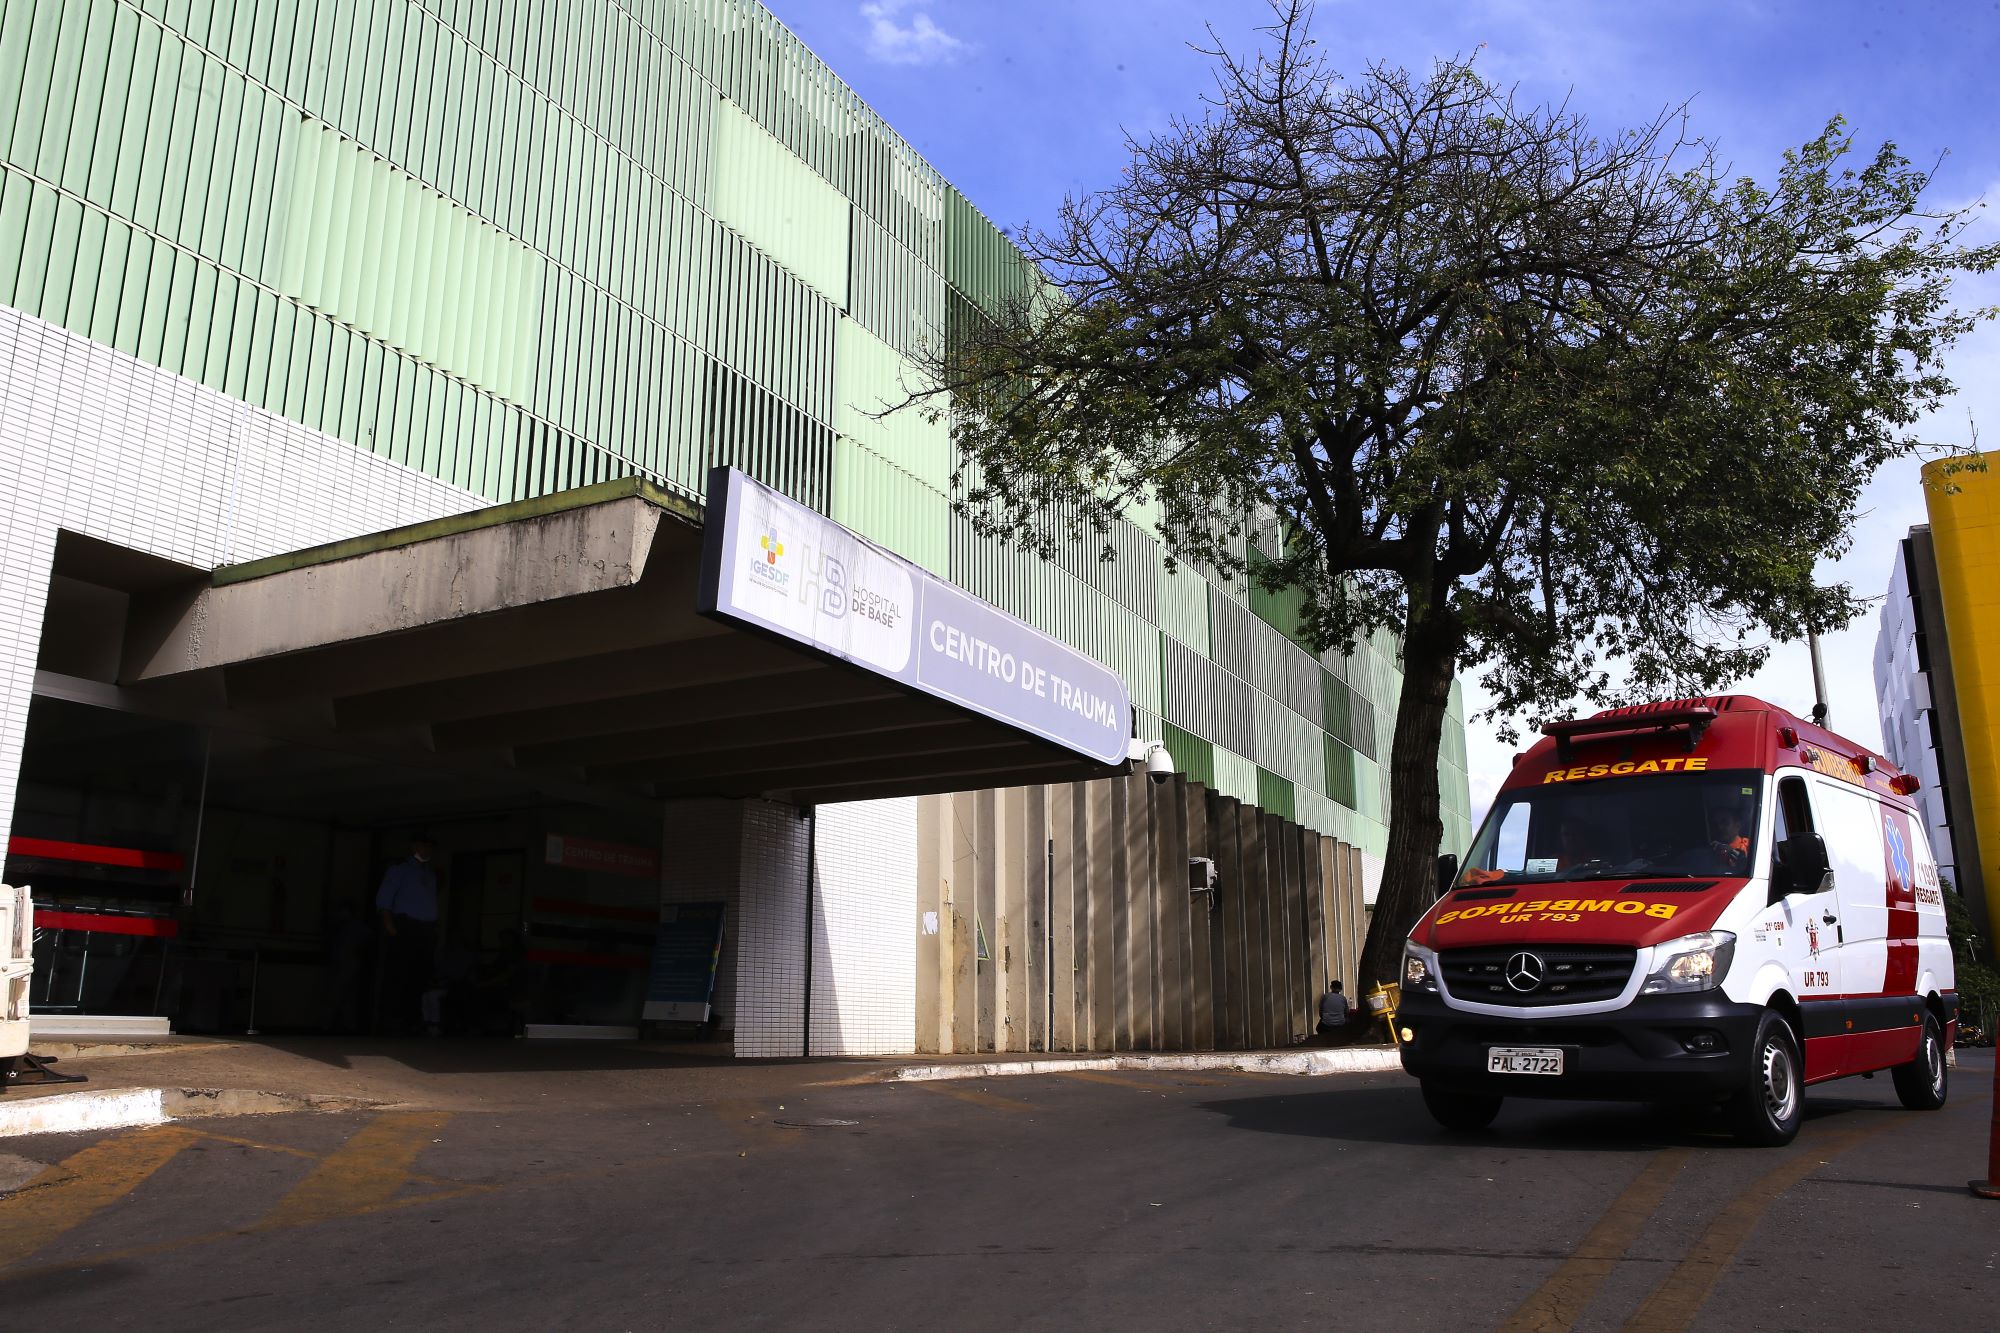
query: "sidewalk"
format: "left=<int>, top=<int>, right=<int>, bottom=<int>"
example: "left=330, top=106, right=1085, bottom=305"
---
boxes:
left=2, top=1034, right=1405, bottom=1135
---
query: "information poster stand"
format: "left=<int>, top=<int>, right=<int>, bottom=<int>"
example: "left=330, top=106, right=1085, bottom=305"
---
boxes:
left=642, top=903, right=726, bottom=1024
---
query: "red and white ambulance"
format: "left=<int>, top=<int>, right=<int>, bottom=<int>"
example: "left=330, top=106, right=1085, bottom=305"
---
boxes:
left=1398, top=695, right=1957, bottom=1144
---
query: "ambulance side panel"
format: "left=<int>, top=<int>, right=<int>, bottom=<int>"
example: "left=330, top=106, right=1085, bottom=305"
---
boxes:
left=1904, top=815, right=1956, bottom=1004
left=1732, top=771, right=1840, bottom=1014
left=1807, top=778, right=1925, bottom=1079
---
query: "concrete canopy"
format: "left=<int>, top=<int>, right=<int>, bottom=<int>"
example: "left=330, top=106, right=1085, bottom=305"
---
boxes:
left=116, top=479, right=1127, bottom=807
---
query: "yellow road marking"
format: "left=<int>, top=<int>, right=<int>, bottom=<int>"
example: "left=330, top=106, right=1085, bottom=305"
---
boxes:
left=0, top=1126, right=197, bottom=1268
left=1621, top=1116, right=1906, bottom=1332
left=189, top=1129, right=327, bottom=1161
left=255, top=1112, right=453, bottom=1230
left=914, top=1084, right=1039, bottom=1113
left=1499, top=1149, right=1693, bottom=1333
left=186, top=1128, right=464, bottom=1192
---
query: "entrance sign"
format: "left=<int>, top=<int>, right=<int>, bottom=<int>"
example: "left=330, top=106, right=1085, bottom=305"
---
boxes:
left=643, top=901, right=727, bottom=1022
left=699, top=467, right=1132, bottom=767
left=544, top=834, right=658, bottom=880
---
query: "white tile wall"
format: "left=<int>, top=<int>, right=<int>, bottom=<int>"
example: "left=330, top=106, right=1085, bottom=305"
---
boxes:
left=811, top=798, right=918, bottom=1055
left=0, top=306, right=482, bottom=856
left=735, top=800, right=812, bottom=1057
left=1360, top=851, right=1385, bottom=906
left=657, top=796, right=922, bottom=1057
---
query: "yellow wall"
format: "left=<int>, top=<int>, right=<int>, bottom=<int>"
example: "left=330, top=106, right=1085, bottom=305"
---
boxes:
left=1923, top=453, right=2000, bottom=937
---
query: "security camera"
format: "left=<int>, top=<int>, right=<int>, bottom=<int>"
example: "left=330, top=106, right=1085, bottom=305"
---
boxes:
left=1126, top=737, right=1176, bottom=784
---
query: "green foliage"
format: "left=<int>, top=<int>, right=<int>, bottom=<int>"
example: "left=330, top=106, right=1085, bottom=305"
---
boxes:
left=1943, top=881, right=2000, bottom=1027
left=911, top=1, right=1999, bottom=980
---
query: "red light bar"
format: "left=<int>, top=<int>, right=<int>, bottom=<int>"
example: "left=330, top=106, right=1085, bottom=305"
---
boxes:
left=1542, top=706, right=1718, bottom=762
left=1890, top=773, right=1921, bottom=795
left=33, top=909, right=179, bottom=938
left=6, top=836, right=185, bottom=872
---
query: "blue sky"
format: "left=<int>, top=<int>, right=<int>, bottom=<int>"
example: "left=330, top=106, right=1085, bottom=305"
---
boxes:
left=767, top=0, right=2000, bottom=819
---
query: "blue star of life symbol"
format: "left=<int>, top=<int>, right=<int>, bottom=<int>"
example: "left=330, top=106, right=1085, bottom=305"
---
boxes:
left=1885, top=817, right=1912, bottom=889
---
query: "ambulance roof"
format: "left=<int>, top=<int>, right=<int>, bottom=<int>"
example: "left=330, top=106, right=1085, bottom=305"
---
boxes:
left=1506, top=693, right=1913, bottom=802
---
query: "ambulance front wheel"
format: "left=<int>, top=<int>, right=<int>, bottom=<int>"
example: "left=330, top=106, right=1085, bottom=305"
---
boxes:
left=1728, top=1010, right=1803, bottom=1146
left=1421, top=1083, right=1502, bottom=1132
left=1891, top=1013, right=1948, bottom=1111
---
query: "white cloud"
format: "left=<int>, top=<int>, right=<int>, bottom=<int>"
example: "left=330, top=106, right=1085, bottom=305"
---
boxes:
left=859, top=0, right=969, bottom=66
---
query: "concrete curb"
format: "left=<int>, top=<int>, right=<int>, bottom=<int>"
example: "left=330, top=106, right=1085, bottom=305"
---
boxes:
left=0, top=1088, right=381, bottom=1139
left=885, top=1047, right=1405, bottom=1082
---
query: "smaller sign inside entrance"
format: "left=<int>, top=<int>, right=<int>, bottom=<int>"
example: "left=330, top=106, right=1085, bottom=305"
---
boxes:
left=698, top=467, right=1132, bottom=767
left=544, top=834, right=659, bottom=880
left=643, top=901, right=727, bottom=1023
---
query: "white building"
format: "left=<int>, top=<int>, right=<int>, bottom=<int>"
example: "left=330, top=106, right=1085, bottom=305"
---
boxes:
left=1874, top=529, right=1960, bottom=884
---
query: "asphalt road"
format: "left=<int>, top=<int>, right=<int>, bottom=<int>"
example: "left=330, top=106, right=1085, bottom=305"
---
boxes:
left=0, top=1052, right=1992, bottom=1331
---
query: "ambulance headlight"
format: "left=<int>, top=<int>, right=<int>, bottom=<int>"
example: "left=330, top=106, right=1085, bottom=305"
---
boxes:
left=1403, top=941, right=1438, bottom=992
left=1641, top=932, right=1736, bottom=995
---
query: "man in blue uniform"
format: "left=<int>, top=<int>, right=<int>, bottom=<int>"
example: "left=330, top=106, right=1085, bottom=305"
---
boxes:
left=376, top=835, right=441, bottom=1033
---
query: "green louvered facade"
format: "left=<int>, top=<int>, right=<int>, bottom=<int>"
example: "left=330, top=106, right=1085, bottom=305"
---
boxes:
left=0, top=0, right=1470, bottom=859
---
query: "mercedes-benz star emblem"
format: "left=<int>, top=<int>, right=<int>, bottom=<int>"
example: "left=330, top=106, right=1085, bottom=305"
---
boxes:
left=1505, top=951, right=1546, bottom=993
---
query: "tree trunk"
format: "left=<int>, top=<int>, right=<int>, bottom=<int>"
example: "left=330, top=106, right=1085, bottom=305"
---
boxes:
left=1356, top=610, right=1461, bottom=992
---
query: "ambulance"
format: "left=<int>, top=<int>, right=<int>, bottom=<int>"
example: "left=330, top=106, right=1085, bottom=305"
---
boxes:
left=1398, top=695, right=1957, bottom=1145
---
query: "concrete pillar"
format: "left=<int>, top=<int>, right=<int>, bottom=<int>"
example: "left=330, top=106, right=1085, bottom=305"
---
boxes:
left=1023, top=785, right=1049, bottom=1053
left=1214, top=794, right=1250, bottom=1050
left=1185, top=782, right=1216, bottom=1051
left=1319, top=835, right=1341, bottom=992
left=997, top=786, right=1027, bottom=1052
left=1265, top=813, right=1288, bottom=1043
left=1153, top=777, right=1188, bottom=1050
left=1238, top=808, right=1269, bottom=1047
left=915, top=795, right=944, bottom=1053
left=1302, top=827, right=1327, bottom=999
left=1287, top=824, right=1312, bottom=1041
left=1352, top=840, right=1368, bottom=984
left=949, top=790, right=978, bottom=1053
left=974, top=788, right=998, bottom=1052
left=1086, top=778, right=1117, bottom=1050
left=1122, top=774, right=1156, bottom=1051
left=1049, top=783, right=1078, bottom=1052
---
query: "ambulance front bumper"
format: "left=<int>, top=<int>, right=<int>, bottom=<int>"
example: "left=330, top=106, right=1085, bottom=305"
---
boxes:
left=1396, top=991, right=1765, bottom=1101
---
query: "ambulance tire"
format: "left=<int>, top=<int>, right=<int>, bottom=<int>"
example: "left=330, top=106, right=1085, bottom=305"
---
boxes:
left=1891, top=1014, right=1948, bottom=1111
left=1421, top=1083, right=1502, bottom=1132
left=1728, top=1010, right=1803, bottom=1146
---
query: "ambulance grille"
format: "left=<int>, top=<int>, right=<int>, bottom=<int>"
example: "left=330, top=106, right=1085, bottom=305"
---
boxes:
left=1440, top=946, right=1636, bottom=1006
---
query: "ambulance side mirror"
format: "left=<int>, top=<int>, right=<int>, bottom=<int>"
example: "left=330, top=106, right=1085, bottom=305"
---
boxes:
left=1434, top=853, right=1458, bottom=900
left=1773, top=832, right=1831, bottom=902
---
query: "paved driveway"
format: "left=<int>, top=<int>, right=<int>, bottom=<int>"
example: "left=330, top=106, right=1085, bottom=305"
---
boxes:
left=0, top=1053, right=1991, bottom=1330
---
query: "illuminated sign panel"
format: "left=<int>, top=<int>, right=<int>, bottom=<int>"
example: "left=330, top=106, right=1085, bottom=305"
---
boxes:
left=698, top=467, right=1132, bottom=767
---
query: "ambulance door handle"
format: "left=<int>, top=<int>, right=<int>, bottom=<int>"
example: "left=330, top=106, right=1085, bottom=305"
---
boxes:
left=1820, top=911, right=1837, bottom=925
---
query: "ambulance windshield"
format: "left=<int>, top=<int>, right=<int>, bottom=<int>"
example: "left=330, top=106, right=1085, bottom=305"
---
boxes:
left=1459, top=769, right=1764, bottom=886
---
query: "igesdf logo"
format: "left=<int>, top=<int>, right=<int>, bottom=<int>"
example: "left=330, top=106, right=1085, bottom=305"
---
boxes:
left=749, top=523, right=790, bottom=591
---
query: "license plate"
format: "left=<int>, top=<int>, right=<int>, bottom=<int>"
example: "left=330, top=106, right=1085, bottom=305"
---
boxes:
left=1487, top=1046, right=1564, bottom=1076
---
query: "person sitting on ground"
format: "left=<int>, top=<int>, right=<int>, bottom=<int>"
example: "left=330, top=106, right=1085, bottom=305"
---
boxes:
left=1316, top=981, right=1350, bottom=1044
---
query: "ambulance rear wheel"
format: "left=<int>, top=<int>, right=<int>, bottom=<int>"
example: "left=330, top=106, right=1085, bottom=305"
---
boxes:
left=1421, top=1083, right=1502, bottom=1132
left=1728, top=1010, right=1802, bottom=1146
left=1891, top=1014, right=1948, bottom=1110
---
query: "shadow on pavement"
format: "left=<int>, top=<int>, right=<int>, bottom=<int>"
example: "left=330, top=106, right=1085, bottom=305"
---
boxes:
left=1194, top=1081, right=1907, bottom=1152
left=247, top=1035, right=873, bottom=1075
